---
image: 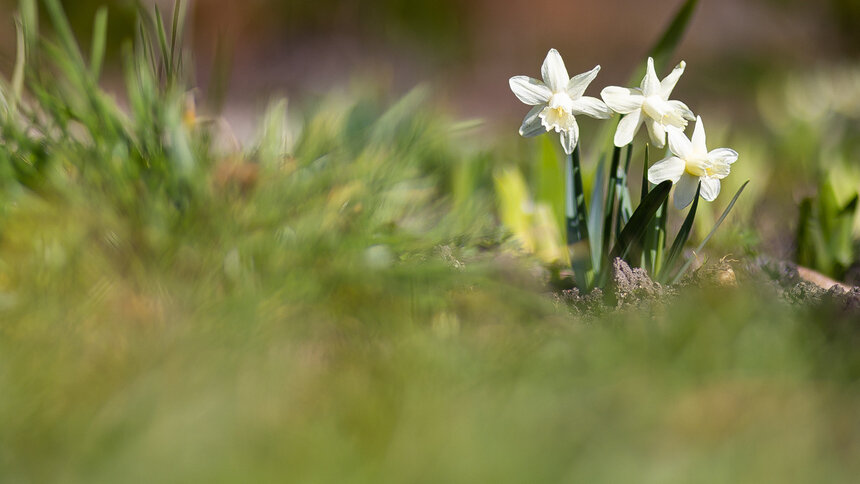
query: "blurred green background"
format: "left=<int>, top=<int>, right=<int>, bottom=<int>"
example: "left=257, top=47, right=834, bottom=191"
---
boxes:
left=0, top=0, right=850, bottom=243
left=1, top=0, right=858, bottom=110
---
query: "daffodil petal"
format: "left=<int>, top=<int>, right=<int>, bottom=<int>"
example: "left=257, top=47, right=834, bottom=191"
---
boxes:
left=700, top=177, right=721, bottom=201
left=709, top=148, right=739, bottom=166
left=691, top=116, right=707, bottom=154
left=646, top=119, right=667, bottom=148
left=641, top=57, right=661, bottom=95
left=668, top=100, right=695, bottom=121
left=614, top=109, right=643, bottom=147
left=601, top=86, right=644, bottom=114
left=519, top=106, right=546, bottom=137
left=560, top=123, right=580, bottom=155
left=667, top=127, right=693, bottom=159
left=673, top=173, right=699, bottom=210
left=541, top=49, right=569, bottom=93
left=509, top=76, right=552, bottom=105
left=570, top=96, right=612, bottom=119
left=567, top=65, right=601, bottom=99
left=660, top=61, right=686, bottom=98
left=648, top=156, right=685, bottom=184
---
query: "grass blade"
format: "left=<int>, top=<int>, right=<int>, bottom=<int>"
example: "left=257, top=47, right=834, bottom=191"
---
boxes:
left=659, top=182, right=701, bottom=282
left=169, top=0, right=186, bottom=71
left=10, top=16, right=26, bottom=116
left=20, top=0, right=38, bottom=58
left=42, top=0, right=85, bottom=66
left=154, top=6, right=171, bottom=77
left=89, top=7, right=108, bottom=80
left=135, top=3, right=162, bottom=80
left=670, top=180, right=750, bottom=284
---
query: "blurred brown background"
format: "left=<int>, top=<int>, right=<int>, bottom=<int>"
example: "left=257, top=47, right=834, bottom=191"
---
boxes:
left=0, top=0, right=857, bottom=128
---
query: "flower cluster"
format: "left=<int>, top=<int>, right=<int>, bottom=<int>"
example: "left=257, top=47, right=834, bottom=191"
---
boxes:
left=509, top=49, right=738, bottom=209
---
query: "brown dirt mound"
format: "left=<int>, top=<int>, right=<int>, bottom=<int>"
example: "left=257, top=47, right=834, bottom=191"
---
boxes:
left=553, top=258, right=860, bottom=317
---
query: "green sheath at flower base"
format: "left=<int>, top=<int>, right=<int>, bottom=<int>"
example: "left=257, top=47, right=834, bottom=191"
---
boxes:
left=510, top=49, right=612, bottom=154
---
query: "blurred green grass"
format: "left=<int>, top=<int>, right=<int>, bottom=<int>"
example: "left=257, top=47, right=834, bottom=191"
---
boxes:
left=3, top=82, right=860, bottom=484
left=1, top=1, right=860, bottom=482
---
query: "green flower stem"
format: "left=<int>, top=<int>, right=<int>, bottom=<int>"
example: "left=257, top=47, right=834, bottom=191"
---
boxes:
left=565, top=145, right=592, bottom=287
left=614, top=145, right=634, bottom=240
left=565, top=145, right=589, bottom=244
left=659, top=182, right=701, bottom=282
left=602, top=146, right=622, bottom=258
left=652, top=199, right=668, bottom=275
left=641, top=144, right=668, bottom=275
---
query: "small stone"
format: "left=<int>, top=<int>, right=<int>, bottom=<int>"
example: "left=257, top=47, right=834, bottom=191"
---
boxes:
left=692, top=260, right=738, bottom=287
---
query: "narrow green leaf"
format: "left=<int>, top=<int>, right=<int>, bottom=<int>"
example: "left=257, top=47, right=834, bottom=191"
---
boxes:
left=641, top=144, right=655, bottom=272
left=602, top=146, right=622, bottom=257
left=535, top=136, right=565, bottom=237
left=9, top=17, right=26, bottom=116
left=818, top=180, right=840, bottom=237
left=587, top=159, right=607, bottom=272
left=154, top=6, right=171, bottom=77
left=565, top=145, right=590, bottom=245
left=605, top=180, right=672, bottom=271
left=169, top=0, right=186, bottom=72
left=640, top=144, right=650, bottom=205
left=615, top=145, right=634, bottom=237
left=670, top=180, right=750, bottom=284
left=20, top=0, right=38, bottom=58
left=640, top=145, right=667, bottom=275
left=655, top=198, right=669, bottom=272
left=659, top=182, right=701, bottom=282
left=42, top=0, right=86, bottom=66
left=136, top=7, right=161, bottom=79
left=795, top=197, right=815, bottom=269
left=89, top=7, right=108, bottom=80
left=566, top=146, right=592, bottom=289
left=834, top=194, right=859, bottom=266
left=123, top=41, right=146, bottom=122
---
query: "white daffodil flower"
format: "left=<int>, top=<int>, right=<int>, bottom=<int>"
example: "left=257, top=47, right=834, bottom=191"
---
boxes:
left=509, top=49, right=612, bottom=154
left=601, top=57, right=695, bottom=148
left=648, top=116, right=738, bottom=209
